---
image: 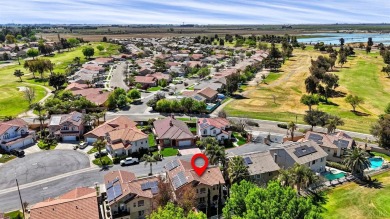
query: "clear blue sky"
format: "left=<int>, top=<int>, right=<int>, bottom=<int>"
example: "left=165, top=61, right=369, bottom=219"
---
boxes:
left=1, top=0, right=389, bottom=24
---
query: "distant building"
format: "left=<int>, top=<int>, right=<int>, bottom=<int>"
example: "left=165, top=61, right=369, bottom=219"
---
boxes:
left=153, top=116, right=195, bottom=147
left=0, top=119, right=36, bottom=152
left=197, top=117, right=231, bottom=142
left=48, top=111, right=84, bottom=141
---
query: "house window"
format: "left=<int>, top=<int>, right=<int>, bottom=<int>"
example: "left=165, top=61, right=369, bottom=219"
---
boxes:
left=133, top=203, right=136, bottom=208
left=141, top=141, right=143, bottom=144
left=21, top=130, right=25, bottom=135
left=199, top=197, right=206, bottom=203
left=3, top=133, right=9, bottom=139
left=312, top=160, right=316, bottom=165
left=213, top=130, right=216, bottom=134
left=62, top=126, right=69, bottom=130
left=213, top=186, right=215, bottom=190
left=269, top=172, right=272, bottom=176
left=138, top=210, right=145, bottom=216
left=138, top=200, right=144, bottom=207
left=320, top=157, right=324, bottom=162
left=203, top=130, right=207, bottom=135
left=120, top=203, right=125, bottom=211
left=200, top=188, right=206, bottom=194
left=196, top=189, right=198, bottom=193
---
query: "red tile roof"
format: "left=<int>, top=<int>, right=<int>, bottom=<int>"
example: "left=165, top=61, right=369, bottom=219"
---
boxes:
left=71, top=88, right=110, bottom=106
left=29, top=187, right=99, bottom=219
left=197, top=87, right=218, bottom=99
left=197, top=117, right=230, bottom=130
left=84, top=116, right=137, bottom=138
left=135, top=76, right=156, bottom=84
left=153, top=117, right=194, bottom=140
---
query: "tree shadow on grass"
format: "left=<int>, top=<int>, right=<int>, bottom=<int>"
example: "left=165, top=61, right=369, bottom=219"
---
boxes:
left=356, top=178, right=383, bottom=189
left=232, top=94, right=249, bottom=100
left=321, top=101, right=339, bottom=107
left=332, top=91, right=347, bottom=98
left=352, top=111, right=370, bottom=117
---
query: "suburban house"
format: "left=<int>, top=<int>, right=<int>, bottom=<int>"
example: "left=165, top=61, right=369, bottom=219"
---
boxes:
left=48, top=111, right=84, bottom=141
left=134, top=76, right=157, bottom=89
left=94, top=57, right=114, bottom=66
left=84, top=116, right=137, bottom=144
left=0, top=119, right=36, bottom=152
left=105, top=126, right=149, bottom=157
left=66, top=83, right=110, bottom=106
left=269, top=140, right=328, bottom=173
left=182, top=87, right=218, bottom=103
left=165, top=159, right=225, bottom=209
left=153, top=117, right=195, bottom=147
left=197, top=117, right=231, bottom=142
left=145, top=72, right=172, bottom=83
left=103, top=170, right=158, bottom=219
left=232, top=151, right=280, bottom=185
left=29, top=187, right=100, bottom=219
left=304, top=131, right=354, bottom=160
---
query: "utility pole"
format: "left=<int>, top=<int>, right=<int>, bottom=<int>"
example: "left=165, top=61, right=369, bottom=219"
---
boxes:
left=16, top=178, right=26, bottom=219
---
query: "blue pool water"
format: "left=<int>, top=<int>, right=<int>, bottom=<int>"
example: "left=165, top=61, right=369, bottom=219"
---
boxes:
left=322, top=172, right=346, bottom=181
left=369, top=157, right=384, bottom=169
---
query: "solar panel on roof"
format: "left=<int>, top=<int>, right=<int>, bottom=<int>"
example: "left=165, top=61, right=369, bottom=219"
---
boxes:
left=177, top=171, right=187, bottom=185
left=151, top=186, right=159, bottom=195
left=113, top=177, right=119, bottom=183
left=308, top=133, right=323, bottom=143
left=244, top=157, right=253, bottom=165
left=106, top=181, right=113, bottom=189
left=165, top=162, right=173, bottom=171
left=172, top=176, right=181, bottom=189
left=141, top=182, right=149, bottom=191
left=106, top=187, right=115, bottom=202
left=334, top=140, right=349, bottom=148
left=113, top=184, right=123, bottom=199
left=293, top=145, right=317, bottom=158
left=150, top=181, right=158, bottom=188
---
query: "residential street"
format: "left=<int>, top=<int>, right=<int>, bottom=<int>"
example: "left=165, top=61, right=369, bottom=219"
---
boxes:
left=109, top=62, right=129, bottom=90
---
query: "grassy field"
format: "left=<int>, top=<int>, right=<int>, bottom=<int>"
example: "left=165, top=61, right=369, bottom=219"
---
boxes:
left=92, top=155, right=113, bottom=166
left=147, top=86, right=162, bottom=92
left=148, top=133, right=156, bottom=147
left=0, top=154, right=16, bottom=163
left=4, top=210, right=23, bottom=219
left=0, top=42, right=119, bottom=117
left=154, top=147, right=178, bottom=157
left=233, top=132, right=246, bottom=146
left=323, top=171, right=390, bottom=219
left=225, top=47, right=388, bottom=133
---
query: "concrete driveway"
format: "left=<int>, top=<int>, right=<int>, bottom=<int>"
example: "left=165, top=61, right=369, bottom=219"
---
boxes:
left=23, top=144, right=42, bottom=155
left=0, top=150, right=90, bottom=190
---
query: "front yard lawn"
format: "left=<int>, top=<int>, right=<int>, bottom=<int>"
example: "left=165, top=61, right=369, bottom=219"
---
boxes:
left=190, top=127, right=197, bottom=133
left=323, top=171, right=390, bottom=219
left=87, top=147, right=98, bottom=154
left=5, top=210, right=23, bottom=219
left=233, top=132, right=246, bottom=146
left=153, top=147, right=178, bottom=157
left=0, top=154, right=16, bottom=163
left=370, top=152, right=390, bottom=162
left=92, top=155, right=113, bottom=166
left=147, top=86, right=162, bottom=92
left=148, top=134, right=156, bottom=147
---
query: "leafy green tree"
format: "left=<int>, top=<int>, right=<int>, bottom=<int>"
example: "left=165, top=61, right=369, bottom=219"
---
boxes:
left=14, top=69, right=24, bottom=82
left=27, top=48, right=39, bottom=60
left=176, top=186, right=198, bottom=214
left=49, top=73, right=66, bottom=91
left=92, top=139, right=107, bottom=167
left=367, top=37, right=374, bottom=47
left=153, top=176, right=173, bottom=208
left=82, top=46, right=95, bottom=59
left=149, top=202, right=206, bottom=219
left=278, top=169, right=294, bottom=187
left=31, top=102, right=46, bottom=133
left=325, top=115, right=344, bottom=134
left=291, top=163, right=319, bottom=194
left=338, top=52, right=347, bottom=68
left=142, top=154, right=158, bottom=176
left=102, top=36, right=107, bottom=42
left=371, top=114, right=390, bottom=148
left=24, top=59, right=53, bottom=79
left=23, top=86, right=36, bottom=106
left=223, top=180, right=323, bottom=219
left=154, top=58, right=167, bottom=72
left=227, top=156, right=249, bottom=184
left=158, top=78, right=168, bottom=87
left=382, top=65, right=390, bottom=77
left=203, top=137, right=225, bottom=165
left=288, top=121, right=297, bottom=141
left=305, top=75, right=319, bottom=94
left=67, top=38, right=80, bottom=49
left=344, top=147, right=370, bottom=178
left=5, top=34, right=15, bottom=44
left=339, top=38, right=345, bottom=46
left=96, top=45, right=104, bottom=52
left=127, top=88, right=141, bottom=100
left=300, top=94, right=319, bottom=111
left=345, top=94, right=364, bottom=112
left=73, top=57, right=81, bottom=66
left=304, top=110, right=329, bottom=130
left=366, top=46, right=372, bottom=54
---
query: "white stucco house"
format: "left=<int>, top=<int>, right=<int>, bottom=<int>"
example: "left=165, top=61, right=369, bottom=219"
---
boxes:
left=0, top=119, right=36, bottom=152
left=105, top=127, right=149, bottom=157
left=197, top=117, right=231, bottom=142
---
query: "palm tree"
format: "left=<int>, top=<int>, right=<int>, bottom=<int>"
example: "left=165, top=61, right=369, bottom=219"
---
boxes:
left=204, top=138, right=225, bottom=166
left=83, top=114, right=93, bottom=128
left=291, top=163, right=317, bottom=194
left=288, top=121, right=297, bottom=141
left=325, top=115, right=344, bottom=134
left=143, top=154, right=158, bottom=176
left=227, top=156, right=249, bottom=184
left=32, top=103, right=46, bottom=136
left=343, top=147, right=370, bottom=178
left=14, top=69, right=24, bottom=82
left=278, top=168, right=293, bottom=187
left=93, top=139, right=107, bottom=167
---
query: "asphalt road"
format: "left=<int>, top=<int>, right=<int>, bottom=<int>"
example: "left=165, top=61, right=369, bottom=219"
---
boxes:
left=0, top=150, right=90, bottom=190
left=109, top=62, right=129, bottom=90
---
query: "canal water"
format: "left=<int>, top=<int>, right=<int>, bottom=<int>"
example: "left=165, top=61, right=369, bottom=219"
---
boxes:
left=298, top=33, right=390, bottom=45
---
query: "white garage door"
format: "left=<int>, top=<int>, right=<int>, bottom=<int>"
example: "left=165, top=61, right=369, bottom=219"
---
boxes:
left=23, top=138, right=33, bottom=146
left=63, top=136, right=77, bottom=141
left=86, top=137, right=97, bottom=144
left=178, top=140, right=192, bottom=147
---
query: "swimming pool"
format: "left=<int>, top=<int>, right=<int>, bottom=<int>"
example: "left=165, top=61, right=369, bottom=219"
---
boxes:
left=322, top=171, right=346, bottom=181
left=369, top=157, right=384, bottom=169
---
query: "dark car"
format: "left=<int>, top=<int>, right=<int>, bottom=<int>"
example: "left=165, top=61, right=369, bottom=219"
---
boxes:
left=94, top=150, right=108, bottom=158
left=10, top=149, right=25, bottom=157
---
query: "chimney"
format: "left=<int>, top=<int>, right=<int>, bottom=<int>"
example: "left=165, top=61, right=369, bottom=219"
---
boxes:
left=169, top=120, right=173, bottom=126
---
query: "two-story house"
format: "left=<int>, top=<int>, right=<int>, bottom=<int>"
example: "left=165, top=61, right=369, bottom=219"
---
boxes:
left=0, top=119, right=36, bottom=152
left=48, top=111, right=84, bottom=141
left=269, top=140, right=328, bottom=173
left=106, top=127, right=149, bottom=157
left=197, top=117, right=231, bottom=142
left=165, top=159, right=225, bottom=210
left=104, top=170, right=158, bottom=219
left=304, top=131, right=354, bottom=161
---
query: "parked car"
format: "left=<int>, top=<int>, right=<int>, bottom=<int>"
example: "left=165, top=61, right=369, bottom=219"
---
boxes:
left=10, top=149, right=25, bottom=157
left=120, top=157, right=139, bottom=166
left=94, top=150, right=108, bottom=158
left=79, top=141, right=88, bottom=149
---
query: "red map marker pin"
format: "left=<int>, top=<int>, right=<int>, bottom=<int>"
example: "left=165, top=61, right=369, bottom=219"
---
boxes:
left=191, top=153, right=209, bottom=176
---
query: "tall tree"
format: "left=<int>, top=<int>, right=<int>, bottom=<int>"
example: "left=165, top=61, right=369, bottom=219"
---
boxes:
left=26, top=48, right=39, bottom=60
left=14, top=69, right=24, bottom=82
left=371, top=114, right=390, bottom=148
left=143, top=154, right=158, bottom=176
left=23, top=86, right=36, bottom=106
left=153, top=176, right=173, bottom=209
left=304, top=110, right=329, bottom=130
left=325, top=115, right=344, bottom=134
left=339, top=38, right=345, bottom=46
left=345, top=94, right=364, bottom=112
left=149, top=202, right=206, bottom=219
left=49, top=73, right=66, bottom=91
left=204, top=137, right=225, bottom=166
left=288, top=121, right=297, bottom=141
left=31, top=103, right=46, bottom=134
left=367, top=37, right=374, bottom=47
left=291, top=163, right=319, bottom=194
left=176, top=186, right=197, bottom=213
left=338, top=52, right=347, bottom=68
left=300, top=94, right=320, bottom=111
left=92, top=139, right=107, bottom=166
left=82, top=46, right=95, bottom=59
left=343, top=148, right=370, bottom=178
left=227, top=156, right=249, bottom=184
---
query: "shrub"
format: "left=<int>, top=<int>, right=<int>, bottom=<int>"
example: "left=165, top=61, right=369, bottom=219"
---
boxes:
left=326, top=161, right=350, bottom=172
left=37, top=139, right=58, bottom=150
left=246, top=120, right=259, bottom=127
left=277, top=123, right=288, bottom=129
left=148, top=146, right=158, bottom=152
left=113, top=157, right=121, bottom=164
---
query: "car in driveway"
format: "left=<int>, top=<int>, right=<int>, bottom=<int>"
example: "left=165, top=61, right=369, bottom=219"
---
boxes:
left=120, top=157, right=139, bottom=166
left=79, top=141, right=88, bottom=149
left=94, top=150, right=108, bottom=158
left=10, top=149, right=25, bottom=157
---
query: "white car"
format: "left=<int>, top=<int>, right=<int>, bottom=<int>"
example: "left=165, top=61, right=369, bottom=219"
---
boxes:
left=120, top=157, right=139, bottom=166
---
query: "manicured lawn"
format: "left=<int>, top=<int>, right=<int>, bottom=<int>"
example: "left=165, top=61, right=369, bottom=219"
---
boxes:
left=263, top=72, right=282, bottom=84
left=154, top=147, right=178, bottom=157
left=323, top=171, right=390, bottom=219
left=233, top=132, right=246, bottom=146
left=87, top=147, right=98, bottom=154
left=92, top=155, right=113, bottom=166
left=371, top=152, right=390, bottom=162
left=148, top=134, right=156, bottom=147
left=5, top=210, right=23, bottom=219
left=176, top=117, right=196, bottom=122
left=190, top=127, right=197, bottom=132
left=224, top=48, right=387, bottom=134
left=186, top=85, right=195, bottom=90
left=147, top=86, right=162, bottom=92
left=0, top=154, right=16, bottom=163
left=0, top=42, right=119, bottom=117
